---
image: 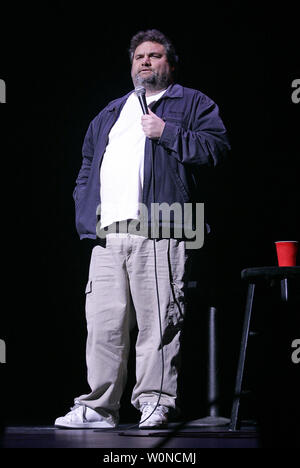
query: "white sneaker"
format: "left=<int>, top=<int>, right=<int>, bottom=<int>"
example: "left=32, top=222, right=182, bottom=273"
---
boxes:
left=139, top=402, right=169, bottom=429
left=54, top=404, right=118, bottom=429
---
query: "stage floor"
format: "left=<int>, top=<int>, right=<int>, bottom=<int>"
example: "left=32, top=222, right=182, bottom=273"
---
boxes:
left=1, top=422, right=260, bottom=449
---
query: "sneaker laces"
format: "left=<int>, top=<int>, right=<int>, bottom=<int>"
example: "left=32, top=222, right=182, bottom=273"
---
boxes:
left=65, top=403, right=86, bottom=421
left=141, top=402, right=168, bottom=420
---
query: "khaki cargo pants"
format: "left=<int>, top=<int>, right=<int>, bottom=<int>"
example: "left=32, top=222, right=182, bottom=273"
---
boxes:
left=75, top=233, right=192, bottom=418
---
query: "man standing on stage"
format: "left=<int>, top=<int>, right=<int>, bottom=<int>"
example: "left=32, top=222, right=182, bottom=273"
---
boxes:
left=55, top=29, right=230, bottom=429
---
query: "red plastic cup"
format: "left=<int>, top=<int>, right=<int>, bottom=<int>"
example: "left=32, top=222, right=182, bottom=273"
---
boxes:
left=275, top=241, right=298, bottom=266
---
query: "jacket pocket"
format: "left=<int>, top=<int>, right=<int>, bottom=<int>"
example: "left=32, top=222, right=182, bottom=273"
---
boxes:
left=168, top=158, right=191, bottom=202
left=163, top=111, right=184, bottom=124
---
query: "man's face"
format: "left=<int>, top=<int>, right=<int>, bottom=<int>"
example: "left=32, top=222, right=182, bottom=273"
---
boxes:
left=131, top=41, right=174, bottom=93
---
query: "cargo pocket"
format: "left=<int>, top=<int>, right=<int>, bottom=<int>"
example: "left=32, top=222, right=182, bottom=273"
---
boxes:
left=85, top=279, right=92, bottom=295
left=169, top=281, right=185, bottom=325
left=85, top=279, right=94, bottom=319
left=160, top=281, right=185, bottom=348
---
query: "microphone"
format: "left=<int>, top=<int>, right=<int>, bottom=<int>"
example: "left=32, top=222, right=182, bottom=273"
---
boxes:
left=134, top=85, right=149, bottom=115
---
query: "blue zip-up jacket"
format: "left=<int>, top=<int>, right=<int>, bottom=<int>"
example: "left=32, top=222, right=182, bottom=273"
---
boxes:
left=73, top=84, right=230, bottom=240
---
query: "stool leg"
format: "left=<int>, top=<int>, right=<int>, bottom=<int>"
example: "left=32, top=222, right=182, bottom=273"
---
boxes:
left=229, top=283, right=255, bottom=431
left=280, top=278, right=288, bottom=301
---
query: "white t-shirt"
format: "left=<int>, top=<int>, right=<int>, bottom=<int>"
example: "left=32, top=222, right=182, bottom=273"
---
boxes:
left=99, top=89, right=166, bottom=229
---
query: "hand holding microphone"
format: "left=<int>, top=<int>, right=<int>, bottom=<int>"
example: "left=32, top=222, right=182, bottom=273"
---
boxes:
left=135, top=86, right=165, bottom=139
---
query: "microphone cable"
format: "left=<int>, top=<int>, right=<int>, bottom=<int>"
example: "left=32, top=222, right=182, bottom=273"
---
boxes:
left=119, top=121, right=165, bottom=433
left=137, top=138, right=166, bottom=426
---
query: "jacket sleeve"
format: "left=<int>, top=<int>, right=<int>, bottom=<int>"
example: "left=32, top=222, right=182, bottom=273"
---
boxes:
left=73, top=121, right=94, bottom=204
left=158, top=97, right=230, bottom=167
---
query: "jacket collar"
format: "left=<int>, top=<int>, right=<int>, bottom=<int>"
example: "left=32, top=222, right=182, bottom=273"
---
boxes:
left=163, top=83, right=183, bottom=99
left=106, top=91, right=132, bottom=112
left=106, top=83, right=183, bottom=112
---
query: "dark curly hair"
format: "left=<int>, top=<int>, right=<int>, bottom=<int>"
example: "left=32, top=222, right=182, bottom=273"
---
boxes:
left=128, top=29, right=179, bottom=70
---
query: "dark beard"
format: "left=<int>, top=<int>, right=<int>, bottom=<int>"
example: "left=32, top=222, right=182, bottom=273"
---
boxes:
left=133, top=70, right=172, bottom=92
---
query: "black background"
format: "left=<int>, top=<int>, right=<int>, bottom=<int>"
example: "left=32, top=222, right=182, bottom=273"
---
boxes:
left=0, top=1, right=299, bottom=446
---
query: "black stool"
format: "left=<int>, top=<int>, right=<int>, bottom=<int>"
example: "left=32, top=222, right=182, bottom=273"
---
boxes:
left=229, top=266, right=300, bottom=431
